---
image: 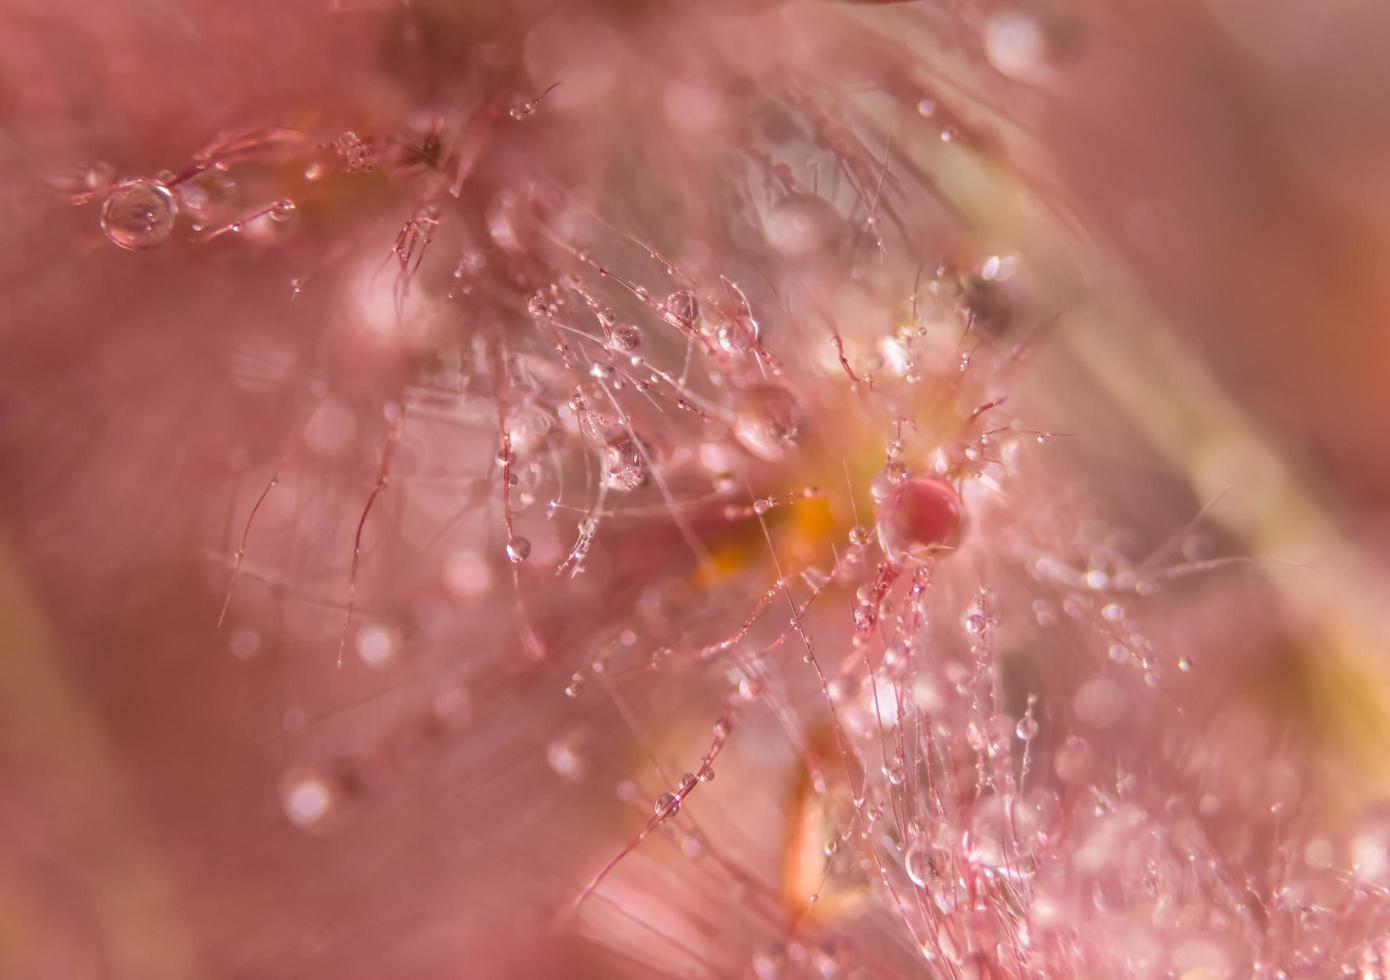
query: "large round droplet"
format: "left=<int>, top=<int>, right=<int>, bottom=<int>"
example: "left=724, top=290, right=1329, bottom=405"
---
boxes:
left=100, top=179, right=177, bottom=250
left=663, top=290, right=700, bottom=329
left=601, top=436, right=647, bottom=491
left=763, top=193, right=842, bottom=259
left=875, top=476, right=964, bottom=565
left=905, top=837, right=943, bottom=888
left=733, top=384, right=804, bottom=461
left=717, top=314, right=759, bottom=355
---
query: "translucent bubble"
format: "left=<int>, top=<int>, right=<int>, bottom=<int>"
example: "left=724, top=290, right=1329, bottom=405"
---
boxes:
left=733, top=384, right=804, bottom=461
left=601, top=437, right=647, bottom=491
left=100, top=179, right=177, bottom=250
left=875, top=477, right=965, bottom=565
left=655, top=792, right=681, bottom=817
left=764, top=193, right=842, bottom=259
left=718, top=314, right=759, bottom=355
left=506, top=537, right=532, bottom=563
left=663, top=290, right=700, bottom=328
left=269, top=198, right=296, bottom=222
left=608, top=323, right=642, bottom=352
left=905, top=838, right=941, bottom=887
left=1016, top=715, right=1039, bottom=740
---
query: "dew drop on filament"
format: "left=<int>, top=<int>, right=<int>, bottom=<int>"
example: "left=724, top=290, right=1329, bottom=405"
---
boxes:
left=905, top=838, right=939, bottom=888
left=733, top=384, right=804, bottom=461
left=717, top=314, right=759, bottom=355
left=663, top=289, right=699, bottom=329
left=600, top=437, right=647, bottom=491
left=655, top=792, right=681, bottom=818
left=875, top=476, right=964, bottom=565
left=607, top=323, right=642, bottom=352
left=101, top=179, right=177, bottom=250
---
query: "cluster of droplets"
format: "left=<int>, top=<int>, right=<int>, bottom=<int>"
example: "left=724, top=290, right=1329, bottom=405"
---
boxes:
left=79, top=18, right=1388, bottom=976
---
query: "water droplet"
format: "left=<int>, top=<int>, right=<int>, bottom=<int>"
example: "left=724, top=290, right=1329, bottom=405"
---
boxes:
left=565, top=672, right=585, bottom=698
left=718, top=314, right=759, bottom=355
left=753, top=497, right=773, bottom=516
left=733, top=384, right=804, bottom=461
left=763, top=193, right=842, bottom=259
left=100, top=179, right=177, bottom=250
left=655, top=792, right=681, bottom=817
left=663, top=289, right=700, bottom=328
left=600, top=436, right=647, bottom=491
left=875, top=477, right=964, bottom=565
left=506, top=537, right=532, bottom=563
left=608, top=323, right=642, bottom=352
left=1178, top=656, right=1194, bottom=672
left=269, top=198, right=296, bottom=222
left=1016, top=715, right=1039, bottom=740
left=848, top=524, right=871, bottom=547
left=678, top=772, right=698, bottom=792
left=906, top=838, right=940, bottom=887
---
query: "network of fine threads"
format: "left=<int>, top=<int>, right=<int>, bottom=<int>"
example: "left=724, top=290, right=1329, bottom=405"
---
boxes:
left=65, top=4, right=1390, bottom=978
